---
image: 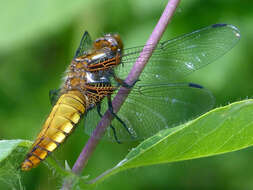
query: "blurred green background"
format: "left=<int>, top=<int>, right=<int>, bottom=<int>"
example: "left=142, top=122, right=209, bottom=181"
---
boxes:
left=1, top=0, right=253, bottom=189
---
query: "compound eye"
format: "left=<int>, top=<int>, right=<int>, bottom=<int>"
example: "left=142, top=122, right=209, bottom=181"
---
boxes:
left=112, top=34, right=123, bottom=50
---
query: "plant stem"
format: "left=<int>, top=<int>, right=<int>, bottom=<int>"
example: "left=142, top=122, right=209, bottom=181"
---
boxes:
left=61, top=0, right=180, bottom=189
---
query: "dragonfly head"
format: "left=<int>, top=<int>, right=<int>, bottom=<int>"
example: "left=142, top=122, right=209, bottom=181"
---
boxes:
left=93, top=33, right=123, bottom=53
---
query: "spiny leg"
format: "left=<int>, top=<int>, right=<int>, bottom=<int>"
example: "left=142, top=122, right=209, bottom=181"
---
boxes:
left=109, top=124, right=121, bottom=144
left=113, top=74, right=140, bottom=88
left=96, top=103, right=103, bottom=118
left=107, top=95, right=135, bottom=140
left=96, top=103, right=121, bottom=144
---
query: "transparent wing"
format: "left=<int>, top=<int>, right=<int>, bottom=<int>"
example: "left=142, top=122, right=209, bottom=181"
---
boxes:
left=49, top=88, right=61, bottom=106
left=116, top=24, right=240, bottom=83
left=84, top=83, right=214, bottom=141
left=75, top=31, right=93, bottom=58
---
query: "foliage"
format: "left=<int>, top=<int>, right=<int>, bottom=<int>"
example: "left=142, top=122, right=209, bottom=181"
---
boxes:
left=2, top=100, right=253, bottom=189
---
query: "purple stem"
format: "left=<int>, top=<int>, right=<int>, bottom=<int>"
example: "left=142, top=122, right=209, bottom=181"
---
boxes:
left=61, top=0, right=180, bottom=188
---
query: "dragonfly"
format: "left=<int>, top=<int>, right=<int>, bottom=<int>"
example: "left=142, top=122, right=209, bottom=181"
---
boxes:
left=21, top=23, right=240, bottom=171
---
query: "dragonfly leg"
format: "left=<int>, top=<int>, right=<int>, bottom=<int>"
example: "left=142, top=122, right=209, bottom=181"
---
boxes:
left=96, top=103, right=103, bottom=117
left=113, top=75, right=140, bottom=88
left=96, top=103, right=121, bottom=144
left=109, top=124, right=121, bottom=144
left=107, top=95, right=135, bottom=140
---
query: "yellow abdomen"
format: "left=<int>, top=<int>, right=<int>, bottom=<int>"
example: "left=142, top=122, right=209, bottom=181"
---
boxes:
left=21, top=90, right=86, bottom=171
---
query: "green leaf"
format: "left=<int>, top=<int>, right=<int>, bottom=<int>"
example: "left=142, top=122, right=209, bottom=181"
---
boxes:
left=0, top=139, right=72, bottom=178
left=0, top=139, right=73, bottom=188
left=0, top=140, right=32, bottom=189
left=87, top=99, right=253, bottom=185
left=0, top=139, right=31, bottom=162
